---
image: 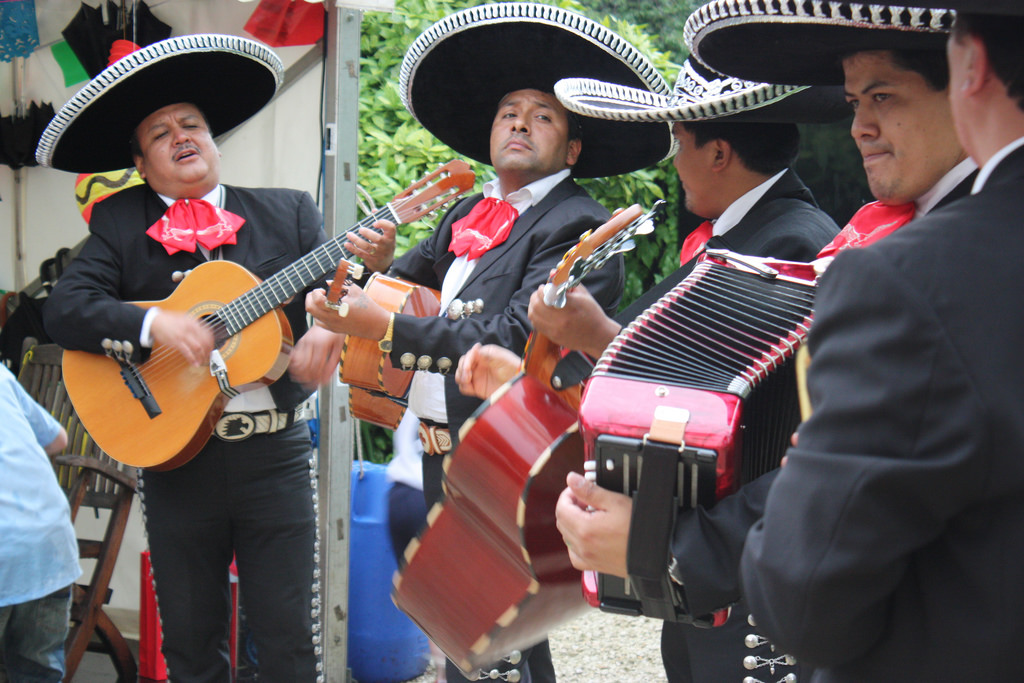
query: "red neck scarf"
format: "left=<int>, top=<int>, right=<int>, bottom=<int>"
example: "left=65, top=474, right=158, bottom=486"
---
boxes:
left=679, top=220, right=713, bottom=265
left=449, top=197, right=519, bottom=260
left=147, top=198, right=246, bottom=256
left=817, top=201, right=916, bottom=259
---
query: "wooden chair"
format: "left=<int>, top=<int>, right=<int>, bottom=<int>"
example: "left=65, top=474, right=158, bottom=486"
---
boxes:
left=17, top=341, right=139, bottom=683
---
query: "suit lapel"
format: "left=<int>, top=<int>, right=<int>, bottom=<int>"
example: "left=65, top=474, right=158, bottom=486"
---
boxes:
left=221, top=186, right=251, bottom=264
left=712, top=169, right=814, bottom=253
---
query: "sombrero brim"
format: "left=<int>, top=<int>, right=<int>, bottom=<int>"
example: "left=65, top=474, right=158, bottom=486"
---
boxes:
left=685, top=2, right=955, bottom=86
left=555, top=77, right=849, bottom=124
left=399, top=3, right=675, bottom=178
left=908, top=1, right=1022, bottom=14
left=37, top=34, right=283, bottom=173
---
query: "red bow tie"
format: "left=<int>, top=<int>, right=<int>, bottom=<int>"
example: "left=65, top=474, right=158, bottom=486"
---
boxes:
left=147, top=198, right=246, bottom=256
left=817, top=201, right=916, bottom=259
left=679, top=220, right=713, bottom=265
left=449, top=197, right=519, bottom=260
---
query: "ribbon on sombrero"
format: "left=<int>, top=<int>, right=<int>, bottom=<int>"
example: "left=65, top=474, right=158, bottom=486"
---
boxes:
left=146, top=198, right=246, bottom=255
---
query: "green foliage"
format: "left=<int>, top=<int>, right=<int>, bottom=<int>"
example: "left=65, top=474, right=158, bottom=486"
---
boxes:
left=354, top=0, right=685, bottom=461
left=580, top=0, right=702, bottom=56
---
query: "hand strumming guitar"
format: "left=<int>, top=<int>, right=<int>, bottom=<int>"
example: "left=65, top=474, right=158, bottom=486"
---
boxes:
left=454, top=342, right=523, bottom=399
left=527, top=284, right=621, bottom=359
left=149, top=310, right=215, bottom=367
left=345, top=219, right=397, bottom=274
left=287, top=324, right=347, bottom=389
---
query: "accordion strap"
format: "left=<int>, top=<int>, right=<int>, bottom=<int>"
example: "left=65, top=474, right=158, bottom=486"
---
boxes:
left=625, top=438, right=684, bottom=622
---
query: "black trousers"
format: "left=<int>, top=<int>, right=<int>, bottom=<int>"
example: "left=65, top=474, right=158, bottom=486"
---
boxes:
left=661, top=599, right=804, bottom=683
left=422, top=453, right=557, bottom=683
left=141, top=423, right=319, bottom=683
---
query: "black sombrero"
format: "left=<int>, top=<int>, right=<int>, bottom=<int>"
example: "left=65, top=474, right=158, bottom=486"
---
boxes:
left=36, top=34, right=283, bottom=173
left=399, top=2, right=675, bottom=178
left=555, top=57, right=849, bottom=125
left=684, top=2, right=955, bottom=86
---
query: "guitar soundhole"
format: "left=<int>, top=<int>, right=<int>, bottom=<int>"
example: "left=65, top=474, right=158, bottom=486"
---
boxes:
left=199, top=312, right=236, bottom=356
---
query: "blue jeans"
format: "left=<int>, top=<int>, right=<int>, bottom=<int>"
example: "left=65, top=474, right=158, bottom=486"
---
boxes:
left=0, top=587, right=71, bottom=683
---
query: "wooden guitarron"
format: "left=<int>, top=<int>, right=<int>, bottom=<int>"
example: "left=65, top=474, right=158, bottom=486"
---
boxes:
left=578, top=249, right=821, bottom=624
left=61, top=160, right=475, bottom=470
left=392, top=204, right=662, bottom=676
left=341, top=274, right=441, bottom=430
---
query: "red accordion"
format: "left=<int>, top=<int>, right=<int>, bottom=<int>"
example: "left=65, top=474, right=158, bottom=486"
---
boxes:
left=578, top=249, right=821, bottom=624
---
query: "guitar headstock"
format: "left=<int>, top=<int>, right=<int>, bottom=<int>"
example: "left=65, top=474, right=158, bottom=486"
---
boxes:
left=391, top=160, right=476, bottom=224
left=544, top=204, right=647, bottom=307
left=324, top=258, right=365, bottom=317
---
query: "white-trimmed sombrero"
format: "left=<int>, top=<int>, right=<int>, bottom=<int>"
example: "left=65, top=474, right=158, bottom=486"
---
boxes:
left=36, top=34, right=283, bottom=173
left=910, top=1, right=1020, bottom=13
left=555, top=57, right=849, bottom=125
left=684, top=2, right=955, bottom=86
left=399, top=2, right=675, bottom=178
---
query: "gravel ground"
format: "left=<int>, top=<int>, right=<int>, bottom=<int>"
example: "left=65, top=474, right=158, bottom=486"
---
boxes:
left=405, top=609, right=667, bottom=683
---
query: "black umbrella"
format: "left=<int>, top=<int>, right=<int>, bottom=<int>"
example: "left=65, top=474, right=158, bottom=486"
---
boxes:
left=0, top=101, right=55, bottom=169
left=61, top=1, right=172, bottom=78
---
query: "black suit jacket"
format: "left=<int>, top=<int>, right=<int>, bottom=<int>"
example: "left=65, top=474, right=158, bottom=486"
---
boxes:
left=43, top=183, right=327, bottom=411
left=741, top=147, right=1024, bottom=682
left=390, top=177, right=624, bottom=441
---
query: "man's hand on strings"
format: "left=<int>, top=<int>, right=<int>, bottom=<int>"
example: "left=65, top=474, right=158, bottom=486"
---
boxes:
left=555, top=471, right=632, bottom=578
left=150, top=310, right=215, bottom=367
left=346, top=219, right=396, bottom=273
left=455, top=343, right=522, bottom=399
left=528, top=284, right=621, bottom=359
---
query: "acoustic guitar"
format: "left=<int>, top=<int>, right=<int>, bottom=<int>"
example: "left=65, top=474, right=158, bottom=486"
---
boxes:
left=392, top=203, right=661, bottom=675
left=61, top=160, right=475, bottom=470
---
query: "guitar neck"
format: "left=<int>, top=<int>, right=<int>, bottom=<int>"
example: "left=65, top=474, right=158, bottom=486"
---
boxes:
left=216, top=204, right=400, bottom=336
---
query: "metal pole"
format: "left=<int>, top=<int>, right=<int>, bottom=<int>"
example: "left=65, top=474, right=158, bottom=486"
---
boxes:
left=12, top=57, right=28, bottom=291
left=318, top=4, right=362, bottom=682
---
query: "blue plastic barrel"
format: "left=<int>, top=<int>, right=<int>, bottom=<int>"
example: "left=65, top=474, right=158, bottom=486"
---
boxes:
left=348, top=462, right=429, bottom=683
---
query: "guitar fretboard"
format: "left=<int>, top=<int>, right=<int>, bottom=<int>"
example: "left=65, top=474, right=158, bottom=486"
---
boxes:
left=212, top=204, right=399, bottom=337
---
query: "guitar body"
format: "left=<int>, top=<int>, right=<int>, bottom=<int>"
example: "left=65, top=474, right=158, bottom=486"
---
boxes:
left=348, top=386, right=407, bottom=430
left=341, top=273, right=440, bottom=428
left=393, top=372, right=587, bottom=675
left=521, top=333, right=581, bottom=411
left=62, top=261, right=293, bottom=470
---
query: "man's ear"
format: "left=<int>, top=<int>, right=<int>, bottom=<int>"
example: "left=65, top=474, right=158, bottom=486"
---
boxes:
left=710, top=138, right=731, bottom=171
left=133, top=155, right=146, bottom=179
left=565, top=138, right=582, bottom=168
left=955, top=32, right=987, bottom=97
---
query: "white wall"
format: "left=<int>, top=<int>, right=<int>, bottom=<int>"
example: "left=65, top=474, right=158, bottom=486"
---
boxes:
left=2, top=0, right=332, bottom=616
